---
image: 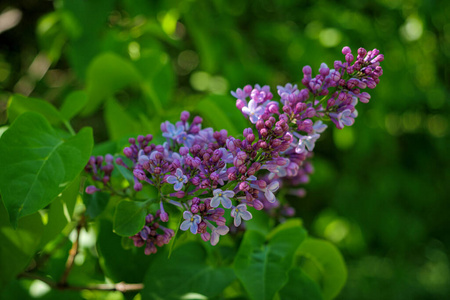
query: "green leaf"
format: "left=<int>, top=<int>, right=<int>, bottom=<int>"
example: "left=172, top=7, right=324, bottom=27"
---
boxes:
left=39, top=176, right=80, bottom=248
left=0, top=112, right=93, bottom=227
left=8, top=94, right=63, bottom=125
left=60, top=90, right=88, bottom=121
left=113, top=199, right=150, bottom=236
left=196, top=96, right=241, bottom=136
left=297, top=238, right=347, bottom=300
left=82, top=53, right=141, bottom=115
left=278, top=268, right=324, bottom=300
left=142, top=242, right=235, bottom=300
left=97, top=220, right=154, bottom=283
left=83, top=191, right=110, bottom=220
left=0, top=201, right=44, bottom=288
left=233, top=224, right=307, bottom=300
left=104, top=97, right=142, bottom=141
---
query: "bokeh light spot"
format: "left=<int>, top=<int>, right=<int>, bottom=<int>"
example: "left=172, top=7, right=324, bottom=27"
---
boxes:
left=400, top=16, right=423, bottom=41
left=190, top=71, right=210, bottom=91
left=319, top=28, right=342, bottom=48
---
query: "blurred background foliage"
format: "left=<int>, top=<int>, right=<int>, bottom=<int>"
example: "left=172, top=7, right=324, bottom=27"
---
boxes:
left=0, top=0, right=449, bottom=299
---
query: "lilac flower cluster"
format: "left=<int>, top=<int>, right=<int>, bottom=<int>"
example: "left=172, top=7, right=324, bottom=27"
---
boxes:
left=84, top=154, right=115, bottom=194
left=84, top=46, right=383, bottom=255
left=130, top=213, right=174, bottom=255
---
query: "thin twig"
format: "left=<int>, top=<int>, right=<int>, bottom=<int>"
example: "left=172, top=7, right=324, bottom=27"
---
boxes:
left=59, top=216, right=84, bottom=285
left=19, top=273, right=144, bottom=292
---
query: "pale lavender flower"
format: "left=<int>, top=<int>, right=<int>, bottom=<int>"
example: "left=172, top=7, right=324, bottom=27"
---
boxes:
left=162, top=121, right=184, bottom=139
left=241, top=100, right=264, bottom=123
left=295, top=133, right=320, bottom=154
left=210, top=189, right=235, bottom=209
left=210, top=225, right=229, bottom=246
left=177, top=132, right=195, bottom=147
left=180, top=211, right=201, bottom=234
left=231, top=204, right=253, bottom=227
left=312, top=120, right=328, bottom=134
left=264, top=181, right=279, bottom=203
left=329, top=109, right=355, bottom=129
left=166, top=168, right=188, bottom=191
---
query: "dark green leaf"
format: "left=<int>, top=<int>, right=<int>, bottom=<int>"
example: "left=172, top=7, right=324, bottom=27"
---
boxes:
left=297, top=238, right=347, bottom=300
left=82, top=53, right=141, bottom=115
left=0, top=112, right=93, bottom=227
left=97, top=220, right=154, bottom=283
left=8, top=94, right=63, bottom=125
left=279, top=268, right=324, bottom=300
left=233, top=224, right=307, bottom=300
left=142, top=242, right=235, bottom=300
left=59, top=90, right=88, bottom=121
left=113, top=199, right=150, bottom=236
left=83, top=191, right=110, bottom=220
left=0, top=201, right=44, bottom=288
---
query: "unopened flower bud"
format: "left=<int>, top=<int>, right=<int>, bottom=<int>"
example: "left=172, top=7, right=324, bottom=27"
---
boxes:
left=85, top=185, right=100, bottom=194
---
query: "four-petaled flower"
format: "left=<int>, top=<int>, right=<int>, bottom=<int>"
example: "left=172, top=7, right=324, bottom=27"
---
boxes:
left=180, top=211, right=201, bottom=234
left=329, top=109, right=355, bottom=129
left=210, top=225, right=229, bottom=246
left=295, top=134, right=320, bottom=154
left=231, top=204, right=253, bottom=227
left=162, top=121, right=184, bottom=139
left=241, top=100, right=264, bottom=123
left=166, top=168, right=188, bottom=191
left=210, top=189, right=235, bottom=209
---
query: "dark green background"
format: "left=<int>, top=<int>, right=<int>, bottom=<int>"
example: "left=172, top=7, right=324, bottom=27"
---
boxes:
left=0, top=0, right=449, bottom=299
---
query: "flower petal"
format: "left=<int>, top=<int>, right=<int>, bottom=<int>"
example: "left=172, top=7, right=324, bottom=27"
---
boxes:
left=215, top=226, right=229, bottom=235
left=166, top=176, right=177, bottom=184
left=265, top=190, right=275, bottom=203
left=190, top=222, right=198, bottom=234
left=210, top=232, right=219, bottom=246
left=223, top=190, right=235, bottom=198
left=221, top=196, right=232, bottom=209
left=180, top=220, right=191, bottom=231
left=210, top=196, right=221, bottom=208
left=240, top=210, right=253, bottom=221
left=234, top=215, right=242, bottom=227
left=174, top=181, right=183, bottom=191
left=183, top=211, right=193, bottom=220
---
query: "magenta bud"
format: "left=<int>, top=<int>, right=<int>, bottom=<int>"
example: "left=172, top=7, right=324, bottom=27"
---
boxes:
left=179, top=147, right=189, bottom=156
left=85, top=185, right=99, bottom=194
left=236, top=99, right=246, bottom=110
left=191, top=204, right=199, bottom=214
left=302, top=65, right=312, bottom=76
left=160, top=212, right=169, bottom=222
left=201, top=232, right=211, bottom=242
left=180, top=111, right=190, bottom=122
left=134, top=182, right=143, bottom=191
left=342, top=46, right=351, bottom=55
left=253, top=200, right=264, bottom=210
left=239, top=181, right=250, bottom=191
left=134, top=168, right=147, bottom=181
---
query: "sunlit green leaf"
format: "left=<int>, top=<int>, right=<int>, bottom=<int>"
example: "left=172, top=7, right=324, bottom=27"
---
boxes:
left=0, top=112, right=93, bottom=227
left=60, top=91, right=88, bottom=121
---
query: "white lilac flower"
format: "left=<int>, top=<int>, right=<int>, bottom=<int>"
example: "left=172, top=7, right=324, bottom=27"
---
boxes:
left=166, top=168, right=188, bottom=191
left=210, top=225, right=229, bottom=246
left=241, top=100, right=264, bottom=123
left=180, top=211, right=201, bottom=234
left=210, top=189, right=235, bottom=209
left=295, top=134, right=320, bottom=154
left=312, top=120, right=328, bottom=134
left=231, top=204, right=253, bottom=227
